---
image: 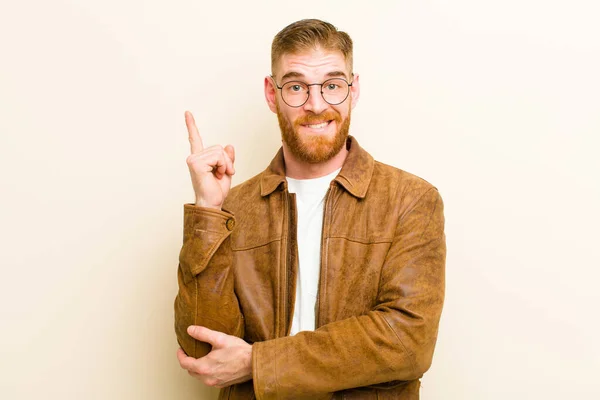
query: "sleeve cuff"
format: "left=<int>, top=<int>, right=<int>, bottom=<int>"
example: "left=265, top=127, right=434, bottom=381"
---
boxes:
left=180, top=204, right=236, bottom=279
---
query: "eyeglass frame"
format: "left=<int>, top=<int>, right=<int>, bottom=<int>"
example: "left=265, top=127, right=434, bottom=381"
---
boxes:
left=271, top=75, right=354, bottom=108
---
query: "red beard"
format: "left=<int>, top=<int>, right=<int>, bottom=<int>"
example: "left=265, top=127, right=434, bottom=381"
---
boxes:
left=276, top=102, right=351, bottom=164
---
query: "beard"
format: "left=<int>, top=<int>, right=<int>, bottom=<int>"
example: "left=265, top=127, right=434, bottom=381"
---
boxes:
left=276, top=102, right=351, bottom=164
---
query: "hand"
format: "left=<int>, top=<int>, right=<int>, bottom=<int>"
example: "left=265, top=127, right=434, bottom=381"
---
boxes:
left=185, top=111, right=236, bottom=210
left=177, top=326, right=253, bottom=388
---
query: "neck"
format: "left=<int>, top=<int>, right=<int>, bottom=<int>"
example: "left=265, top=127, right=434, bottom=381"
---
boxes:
left=282, top=144, right=348, bottom=179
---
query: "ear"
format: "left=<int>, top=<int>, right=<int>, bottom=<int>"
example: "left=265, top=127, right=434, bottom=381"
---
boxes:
left=350, top=73, right=360, bottom=110
left=264, top=76, right=278, bottom=114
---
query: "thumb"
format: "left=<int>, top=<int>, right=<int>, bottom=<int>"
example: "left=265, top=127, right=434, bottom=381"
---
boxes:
left=187, top=325, right=223, bottom=347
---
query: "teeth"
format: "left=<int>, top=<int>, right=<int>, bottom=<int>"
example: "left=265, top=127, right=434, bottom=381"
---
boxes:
left=306, top=122, right=329, bottom=129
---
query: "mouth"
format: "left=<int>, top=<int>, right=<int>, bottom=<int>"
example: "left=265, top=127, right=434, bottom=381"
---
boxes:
left=300, top=120, right=333, bottom=131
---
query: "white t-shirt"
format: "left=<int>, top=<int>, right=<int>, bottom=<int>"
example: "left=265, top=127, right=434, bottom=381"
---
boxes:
left=286, top=168, right=341, bottom=335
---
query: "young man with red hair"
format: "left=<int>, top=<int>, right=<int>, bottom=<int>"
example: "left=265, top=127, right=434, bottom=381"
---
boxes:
left=175, top=19, right=446, bottom=400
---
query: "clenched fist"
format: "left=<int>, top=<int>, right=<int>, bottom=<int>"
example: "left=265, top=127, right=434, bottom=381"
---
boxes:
left=185, top=111, right=235, bottom=210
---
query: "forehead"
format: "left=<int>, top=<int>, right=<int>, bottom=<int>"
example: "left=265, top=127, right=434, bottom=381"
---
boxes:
left=275, top=48, right=349, bottom=81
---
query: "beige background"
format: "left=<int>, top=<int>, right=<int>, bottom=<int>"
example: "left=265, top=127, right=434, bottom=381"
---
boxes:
left=1, top=0, right=599, bottom=399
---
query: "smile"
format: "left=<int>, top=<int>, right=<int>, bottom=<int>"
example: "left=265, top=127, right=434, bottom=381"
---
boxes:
left=302, top=120, right=332, bottom=130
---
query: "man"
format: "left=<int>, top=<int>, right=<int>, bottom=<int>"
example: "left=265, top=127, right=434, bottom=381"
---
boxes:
left=175, top=19, right=445, bottom=400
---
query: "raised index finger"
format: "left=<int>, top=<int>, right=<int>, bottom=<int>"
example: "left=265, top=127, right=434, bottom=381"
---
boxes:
left=185, top=111, right=204, bottom=154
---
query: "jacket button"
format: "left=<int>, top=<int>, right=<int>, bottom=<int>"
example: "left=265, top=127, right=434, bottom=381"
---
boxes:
left=226, top=218, right=235, bottom=231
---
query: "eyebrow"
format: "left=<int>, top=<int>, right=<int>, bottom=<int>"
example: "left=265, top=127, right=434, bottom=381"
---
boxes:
left=280, top=70, right=349, bottom=82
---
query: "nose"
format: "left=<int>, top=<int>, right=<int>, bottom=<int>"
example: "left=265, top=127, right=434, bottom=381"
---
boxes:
left=303, top=85, right=329, bottom=114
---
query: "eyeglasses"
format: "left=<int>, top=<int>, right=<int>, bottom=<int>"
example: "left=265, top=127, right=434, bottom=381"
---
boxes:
left=273, top=77, right=353, bottom=108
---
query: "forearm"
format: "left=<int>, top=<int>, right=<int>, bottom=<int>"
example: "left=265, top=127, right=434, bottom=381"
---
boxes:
left=252, top=301, right=442, bottom=399
left=174, top=204, right=243, bottom=358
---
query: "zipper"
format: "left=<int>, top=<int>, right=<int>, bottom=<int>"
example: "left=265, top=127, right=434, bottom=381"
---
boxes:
left=281, top=191, right=289, bottom=338
left=315, top=184, right=333, bottom=329
left=285, top=192, right=297, bottom=336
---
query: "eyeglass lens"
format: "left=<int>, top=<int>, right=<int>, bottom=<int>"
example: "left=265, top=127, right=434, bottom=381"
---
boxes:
left=281, top=78, right=349, bottom=107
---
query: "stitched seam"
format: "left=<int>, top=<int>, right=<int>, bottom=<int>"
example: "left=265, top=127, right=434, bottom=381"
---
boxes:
left=232, top=237, right=282, bottom=252
left=327, top=235, right=393, bottom=244
left=322, top=188, right=332, bottom=325
left=193, top=277, right=198, bottom=357
left=380, top=313, right=418, bottom=376
left=186, top=206, right=232, bottom=218
left=276, top=190, right=286, bottom=339
left=195, top=228, right=227, bottom=235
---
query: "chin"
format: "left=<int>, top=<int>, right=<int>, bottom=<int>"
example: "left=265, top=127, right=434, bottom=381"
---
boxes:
left=290, top=131, right=348, bottom=164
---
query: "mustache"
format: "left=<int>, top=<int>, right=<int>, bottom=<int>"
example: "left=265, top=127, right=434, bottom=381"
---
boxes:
left=294, top=111, right=341, bottom=126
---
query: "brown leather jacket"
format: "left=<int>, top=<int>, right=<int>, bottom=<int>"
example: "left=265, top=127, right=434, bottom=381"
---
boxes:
left=174, top=137, right=446, bottom=399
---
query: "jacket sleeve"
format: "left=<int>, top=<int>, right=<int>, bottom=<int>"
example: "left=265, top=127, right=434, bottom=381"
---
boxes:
left=174, top=204, right=244, bottom=359
left=252, top=188, right=446, bottom=400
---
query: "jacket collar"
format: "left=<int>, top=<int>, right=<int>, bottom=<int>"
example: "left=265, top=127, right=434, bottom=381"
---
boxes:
left=260, top=136, right=375, bottom=199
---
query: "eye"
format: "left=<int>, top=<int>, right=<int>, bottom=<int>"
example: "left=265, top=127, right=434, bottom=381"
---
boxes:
left=291, top=85, right=302, bottom=92
left=326, top=83, right=339, bottom=90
